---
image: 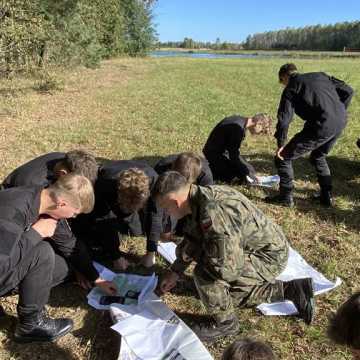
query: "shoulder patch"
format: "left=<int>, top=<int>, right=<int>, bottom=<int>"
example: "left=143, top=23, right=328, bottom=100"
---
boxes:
left=200, top=217, right=212, bottom=232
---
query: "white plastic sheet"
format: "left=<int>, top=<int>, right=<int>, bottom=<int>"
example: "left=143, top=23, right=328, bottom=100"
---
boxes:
left=157, top=244, right=341, bottom=316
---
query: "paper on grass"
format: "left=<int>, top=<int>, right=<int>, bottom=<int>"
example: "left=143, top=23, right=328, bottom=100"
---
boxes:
left=111, top=296, right=213, bottom=360
left=87, top=262, right=158, bottom=310
left=246, top=174, right=280, bottom=187
left=157, top=244, right=341, bottom=316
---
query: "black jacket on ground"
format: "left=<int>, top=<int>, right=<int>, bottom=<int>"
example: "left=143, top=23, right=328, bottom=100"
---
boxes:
left=1, top=154, right=99, bottom=282
left=275, top=72, right=354, bottom=148
left=154, top=154, right=214, bottom=186
left=2, top=152, right=65, bottom=188
left=202, top=115, right=256, bottom=179
left=91, top=160, right=163, bottom=252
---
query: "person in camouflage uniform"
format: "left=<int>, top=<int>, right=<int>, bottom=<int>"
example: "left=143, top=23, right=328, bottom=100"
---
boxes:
left=153, top=171, right=315, bottom=342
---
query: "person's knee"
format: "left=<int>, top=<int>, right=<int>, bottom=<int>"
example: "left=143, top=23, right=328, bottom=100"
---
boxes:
left=36, top=242, right=55, bottom=268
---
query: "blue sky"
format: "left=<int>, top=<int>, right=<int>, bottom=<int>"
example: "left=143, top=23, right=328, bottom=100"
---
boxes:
left=153, top=0, right=360, bottom=43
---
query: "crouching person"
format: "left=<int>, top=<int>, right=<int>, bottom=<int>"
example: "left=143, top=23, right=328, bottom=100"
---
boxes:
left=153, top=172, right=315, bottom=342
left=0, top=174, right=94, bottom=343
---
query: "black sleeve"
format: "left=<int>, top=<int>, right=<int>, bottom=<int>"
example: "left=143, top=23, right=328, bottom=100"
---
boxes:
left=0, top=219, right=42, bottom=275
left=51, top=219, right=99, bottom=282
left=198, top=161, right=214, bottom=186
left=227, top=127, right=256, bottom=177
left=274, top=87, right=295, bottom=148
left=330, top=76, right=354, bottom=109
left=143, top=198, right=164, bottom=252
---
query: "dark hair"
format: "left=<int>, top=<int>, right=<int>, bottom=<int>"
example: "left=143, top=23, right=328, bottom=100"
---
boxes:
left=278, top=63, right=297, bottom=81
left=327, top=292, right=360, bottom=350
left=152, top=171, right=189, bottom=200
left=116, top=168, right=150, bottom=213
left=63, top=150, right=99, bottom=184
left=222, top=338, right=276, bottom=360
left=172, top=152, right=202, bottom=184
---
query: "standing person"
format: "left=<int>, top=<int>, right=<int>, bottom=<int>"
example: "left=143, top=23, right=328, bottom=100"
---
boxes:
left=0, top=174, right=99, bottom=343
left=153, top=171, right=315, bottom=342
left=266, top=63, right=354, bottom=207
left=203, top=113, right=272, bottom=184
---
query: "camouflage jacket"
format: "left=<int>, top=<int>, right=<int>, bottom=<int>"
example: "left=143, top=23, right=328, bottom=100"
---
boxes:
left=171, top=185, right=289, bottom=282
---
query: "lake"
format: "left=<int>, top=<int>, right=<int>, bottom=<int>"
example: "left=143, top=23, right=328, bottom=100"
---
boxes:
left=150, top=50, right=268, bottom=59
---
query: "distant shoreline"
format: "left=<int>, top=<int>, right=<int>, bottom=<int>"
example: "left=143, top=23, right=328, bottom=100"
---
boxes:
left=154, top=48, right=360, bottom=58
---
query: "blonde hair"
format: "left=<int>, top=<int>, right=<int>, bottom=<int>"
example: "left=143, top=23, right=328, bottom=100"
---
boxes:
left=48, top=173, right=95, bottom=214
left=172, top=152, right=202, bottom=184
left=252, top=113, right=273, bottom=135
left=117, top=168, right=150, bottom=212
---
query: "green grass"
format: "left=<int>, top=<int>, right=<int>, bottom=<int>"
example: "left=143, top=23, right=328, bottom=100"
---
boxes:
left=0, top=56, right=359, bottom=359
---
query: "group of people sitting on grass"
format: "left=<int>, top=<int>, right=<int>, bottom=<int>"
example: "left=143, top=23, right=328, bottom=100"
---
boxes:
left=0, top=63, right=357, bottom=359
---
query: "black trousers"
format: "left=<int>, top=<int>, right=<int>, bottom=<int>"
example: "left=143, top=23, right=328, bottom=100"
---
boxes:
left=206, top=154, right=255, bottom=183
left=0, top=241, right=69, bottom=315
left=275, top=122, right=346, bottom=191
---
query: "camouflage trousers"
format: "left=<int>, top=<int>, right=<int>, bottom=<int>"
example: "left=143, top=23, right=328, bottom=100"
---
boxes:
left=193, top=247, right=289, bottom=322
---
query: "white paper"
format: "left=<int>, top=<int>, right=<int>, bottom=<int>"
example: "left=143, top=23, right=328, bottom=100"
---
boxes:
left=246, top=174, right=280, bottom=187
left=157, top=242, right=177, bottom=264
left=256, top=247, right=342, bottom=315
left=111, top=297, right=213, bottom=360
left=87, top=262, right=158, bottom=310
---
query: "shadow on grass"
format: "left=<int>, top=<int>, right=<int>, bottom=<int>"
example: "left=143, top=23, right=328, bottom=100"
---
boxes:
left=0, top=302, right=80, bottom=360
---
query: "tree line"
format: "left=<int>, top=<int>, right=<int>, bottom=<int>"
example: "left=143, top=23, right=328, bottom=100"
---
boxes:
left=243, top=21, right=360, bottom=51
left=159, top=21, right=360, bottom=52
left=0, top=0, right=157, bottom=75
left=158, top=38, right=243, bottom=51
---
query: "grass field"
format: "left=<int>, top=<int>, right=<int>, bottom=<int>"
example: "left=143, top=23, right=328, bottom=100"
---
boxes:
left=0, top=56, right=359, bottom=360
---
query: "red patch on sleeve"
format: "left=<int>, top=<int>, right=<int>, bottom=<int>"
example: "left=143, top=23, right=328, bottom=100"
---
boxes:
left=200, top=218, right=212, bottom=232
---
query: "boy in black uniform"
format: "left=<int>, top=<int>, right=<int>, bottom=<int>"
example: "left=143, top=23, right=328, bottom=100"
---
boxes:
left=154, top=152, right=213, bottom=187
left=203, top=114, right=272, bottom=183
left=0, top=174, right=96, bottom=343
left=1, top=150, right=118, bottom=295
left=266, top=63, right=354, bottom=207
left=2, top=150, right=99, bottom=188
left=74, top=160, right=164, bottom=268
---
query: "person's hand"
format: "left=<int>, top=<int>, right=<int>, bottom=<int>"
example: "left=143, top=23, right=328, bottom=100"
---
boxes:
left=139, top=252, right=156, bottom=268
left=74, top=271, right=92, bottom=290
left=276, top=146, right=285, bottom=160
left=94, top=278, right=118, bottom=295
left=31, top=217, right=58, bottom=238
left=160, top=271, right=179, bottom=293
left=113, top=257, right=130, bottom=271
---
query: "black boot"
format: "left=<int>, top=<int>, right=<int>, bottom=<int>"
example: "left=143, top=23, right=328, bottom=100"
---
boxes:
left=189, top=313, right=239, bottom=342
left=265, top=188, right=294, bottom=208
left=284, top=278, right=315, bottom=325
left=315, top=176, right=333, bottom=207
left=14, top=308, right=73, bottom=343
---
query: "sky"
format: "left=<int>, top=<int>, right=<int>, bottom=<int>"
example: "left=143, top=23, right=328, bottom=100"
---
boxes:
left=153, top=0, right=360, bottom=43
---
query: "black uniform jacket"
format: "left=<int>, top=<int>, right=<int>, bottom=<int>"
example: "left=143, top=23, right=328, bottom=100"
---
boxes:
left=92, top=160, right=163, bottom=252
left=203, top=115, right=255, bottom=177
left=275, top=72, right=354, bottom=148
left=1, top=155, right=100, bottom=282
left=0, top=186, right=98, bottom=291
left=154, top=154, right=214, bottom=186
left=2, top=152, right=65, bottom=188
